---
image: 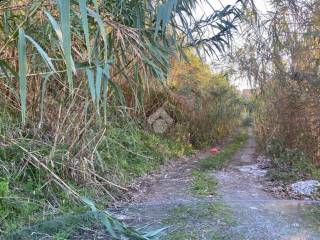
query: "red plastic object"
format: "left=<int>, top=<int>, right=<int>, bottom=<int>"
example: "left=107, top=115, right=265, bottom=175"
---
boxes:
left=210, top=147, right=219, bottom=155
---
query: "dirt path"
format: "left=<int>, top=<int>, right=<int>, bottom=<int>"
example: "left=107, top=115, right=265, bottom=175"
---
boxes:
left=111, top=130, right=320, bottom=239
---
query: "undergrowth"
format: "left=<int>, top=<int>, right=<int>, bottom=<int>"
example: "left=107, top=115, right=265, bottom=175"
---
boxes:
left=200, top=130, right=248, bottom=170
left=266, top=139, right=320, bottom=182
left=190, top=170, right=218, bottom=196
left=0, top=111, right=192, bottom=236
left=98, top=126, right=193, bottom=186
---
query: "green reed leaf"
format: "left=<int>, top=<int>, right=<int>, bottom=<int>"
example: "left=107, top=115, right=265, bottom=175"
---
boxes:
left=18, top=28, right=27, bottom=125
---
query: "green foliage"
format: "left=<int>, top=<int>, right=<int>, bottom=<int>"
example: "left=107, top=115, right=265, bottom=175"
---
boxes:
left=18, top=28, right=27, bottom=125
left=82, top=198, right=167, bottom=239
left=0, top=0, right=245, bottom=123
left=0, top=147, right=89, bottom=234
left=0, top=113, right=191, bottom=234
left=242, top=114, right=252, bottom=127
left=168, top=53, right=245, bottom=148
left=57, top=0, right=73, bottom=90
left=0, top=1, right=248, bottom=237
left=201, top=131, right=248, bottom=170
left=190, top=170, right=217, bottom=196
left=98, top=125, right=193, bottom=184
left=4, top=212, right=95, bottom=239
left=266, top=140, right=320, bottom=182
left=0, top=181, right=9, bottom=197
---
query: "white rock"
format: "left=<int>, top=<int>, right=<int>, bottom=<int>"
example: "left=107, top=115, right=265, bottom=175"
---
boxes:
left=290, top=180, right=320, bottom=196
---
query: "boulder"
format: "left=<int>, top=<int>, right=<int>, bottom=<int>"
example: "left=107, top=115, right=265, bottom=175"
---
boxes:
left=148, top=107, right=174, bottom=134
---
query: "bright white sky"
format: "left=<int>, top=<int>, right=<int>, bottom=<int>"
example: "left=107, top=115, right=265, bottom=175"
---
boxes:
left=195, top=0, right=272, bottom=90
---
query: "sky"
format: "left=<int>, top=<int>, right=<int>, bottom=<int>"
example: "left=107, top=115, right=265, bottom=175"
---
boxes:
left=195, top=0, right=272, bottom=90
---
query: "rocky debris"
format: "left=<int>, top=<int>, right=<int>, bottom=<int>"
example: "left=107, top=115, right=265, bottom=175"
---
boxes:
left=256, top=155, right=271, bottom=169
left=290, top=180, right=320, bottom=196
left=255, top=155, right=320, bottom=200
left=267, top=184, right=289, bottom=199
left=264, top=181, right=320, bottom=201
left=237, top=164, right=267, bottom=177
left=147, top=107, right=174, bottom=134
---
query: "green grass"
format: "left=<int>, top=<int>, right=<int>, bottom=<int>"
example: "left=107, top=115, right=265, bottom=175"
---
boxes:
left=190, top=170, right=218, bottom=196
left=162, top=202, right=236, bottom=239
left=98, top=126, right=193, bottom=185
left=206, top=202, right=236, bottom=226
left=267, top=162, right=320, bottom=182
left=162, top=202, right=235, bottom=226
left=200, top=131, right=248, bottom=170
left=0, top=112, right=193, bottom=235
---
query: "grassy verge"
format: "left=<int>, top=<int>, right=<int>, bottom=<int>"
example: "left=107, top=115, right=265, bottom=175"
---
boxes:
left=189, top=170, right=218, bottom=196
left=0, top=110, right=193, bottom=236
left=200, top=130, right=248, bottom=170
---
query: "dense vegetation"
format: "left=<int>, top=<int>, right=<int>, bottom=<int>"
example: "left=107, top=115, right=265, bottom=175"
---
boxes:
left=233, top=0, right=320, bottom=181
left=0, top=0, right=249, bottom=237
left=2, top=0, right=319, bottom=237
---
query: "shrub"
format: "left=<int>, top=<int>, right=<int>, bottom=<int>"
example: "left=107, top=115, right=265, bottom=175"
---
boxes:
left=266, top=139, right=320, bottom=182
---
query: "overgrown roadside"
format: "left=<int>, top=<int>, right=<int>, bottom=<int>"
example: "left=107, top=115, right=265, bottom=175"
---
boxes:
left=1, top=128, right=241, bottom=239
left=0, top=118, right=193, bottom=238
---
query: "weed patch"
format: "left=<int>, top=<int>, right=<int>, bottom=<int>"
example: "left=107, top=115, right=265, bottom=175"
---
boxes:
left=162, top=202, right=235, bottom=226
left=98, top=126, right=193, bottom=186
left=163, top=230, right=197, bottom=240
left=266, top=140, right=320, bottom=182
left=190, top=171, right=217, bottom=196
left=162, top=202, right=236, bottom=239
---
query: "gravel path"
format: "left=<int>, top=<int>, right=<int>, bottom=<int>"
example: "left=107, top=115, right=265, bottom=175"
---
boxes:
left=213, top=129, right=320, bottom=239
left=111, top=130, right=320, bottom=239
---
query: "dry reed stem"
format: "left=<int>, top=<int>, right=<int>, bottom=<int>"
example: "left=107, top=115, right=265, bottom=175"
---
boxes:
left=3, top=136, right=81, bottom=200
